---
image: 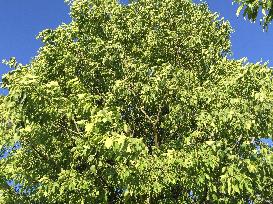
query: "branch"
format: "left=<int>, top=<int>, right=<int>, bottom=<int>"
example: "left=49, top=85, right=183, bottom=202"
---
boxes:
left=72, top=116, right=84, bottom=137
left=140, top=107, right=153, bottom=123
left=231, top=135, right=243, bottom=151
left=140, top=107, right=160, bottom=148
left=29, top=144, right=60, bottom=176
left=30, top=144, right=50, bottom=163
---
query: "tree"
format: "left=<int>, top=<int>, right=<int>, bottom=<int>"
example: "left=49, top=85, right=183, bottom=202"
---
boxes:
left=1, top=0, right=273, bottom=203
left=233, top=0, right=273, bottom=30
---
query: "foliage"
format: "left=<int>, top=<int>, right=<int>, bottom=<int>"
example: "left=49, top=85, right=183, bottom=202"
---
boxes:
left=1, top=0, right=273, bottom=203
left=233, top=0, right=273, bottom=30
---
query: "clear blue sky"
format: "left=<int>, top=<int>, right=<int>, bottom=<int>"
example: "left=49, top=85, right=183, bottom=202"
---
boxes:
left=0, top=0, right=273, bottom=94
left=202, top=0, right=273, bottom=66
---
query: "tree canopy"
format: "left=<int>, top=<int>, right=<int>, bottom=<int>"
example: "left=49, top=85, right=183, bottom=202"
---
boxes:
left=233, top=0, right=273, bottom=30
left=1, top=0, right=273, bottom=203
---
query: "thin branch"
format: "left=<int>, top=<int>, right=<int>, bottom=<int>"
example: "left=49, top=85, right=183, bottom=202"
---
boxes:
left=28, top=143, right=60, bottom=178
left=231, top=135, right=243, bottom=151
left=140, top=106, right=153, bottom=123
left=29, top=144, right=50, bottom=163
left=72, top=117, right=83, bottom=136
left=155, top=101, right=163, bottom=124
left=140, top=106, right=160, bottom=147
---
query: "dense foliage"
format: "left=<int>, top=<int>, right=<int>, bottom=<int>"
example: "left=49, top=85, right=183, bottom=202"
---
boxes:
left=234, top=0, right=273, bottom=30
left=1, top=0, right=273, bottom=203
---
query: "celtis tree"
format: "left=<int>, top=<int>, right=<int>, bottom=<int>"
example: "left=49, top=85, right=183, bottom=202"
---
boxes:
left=1, top=0, right=273, bottom=203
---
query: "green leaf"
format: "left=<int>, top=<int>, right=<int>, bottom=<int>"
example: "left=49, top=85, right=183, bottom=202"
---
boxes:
left=105, top=138, right=113, bottom=149
left=236, top=4, right=245, bottom=16
left=85, top=123, right=93, bottom=132
left=205, top=140, right=215, bottom=146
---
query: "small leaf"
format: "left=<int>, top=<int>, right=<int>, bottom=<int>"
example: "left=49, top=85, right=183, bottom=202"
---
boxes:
left=236, top=4, right=245, bottom=16
left=85, top=123, right=93, bottom=132
left=124, top=123, right=129, bottom=133
left=90, top=165, right=96, bottom=173
left=206, top=140, right=215, bottom=146
left=105, top=138, right=113, bottom=149
left=245, top=121, right=252, bottom=130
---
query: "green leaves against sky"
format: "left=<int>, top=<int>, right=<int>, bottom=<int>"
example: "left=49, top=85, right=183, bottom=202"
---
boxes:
left=234, top=0, right=273, bottom=30
left=0, top=0, right=273, bottom=203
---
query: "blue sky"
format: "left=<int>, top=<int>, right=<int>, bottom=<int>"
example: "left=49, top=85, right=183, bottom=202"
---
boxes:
left=202, top=0, right=273, bottom=66
left=0, top=0, right=273, bottom=93
left=0, top=0, right=71, bottom=95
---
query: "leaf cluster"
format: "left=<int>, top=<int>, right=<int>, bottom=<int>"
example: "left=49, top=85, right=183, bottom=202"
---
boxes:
left=234, top=0, right=273, bottom=30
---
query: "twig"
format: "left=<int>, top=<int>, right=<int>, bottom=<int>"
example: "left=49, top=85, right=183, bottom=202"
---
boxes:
left=72, top=117, right=82, bottom=135
left=140, top=106, right=160, bottom=147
